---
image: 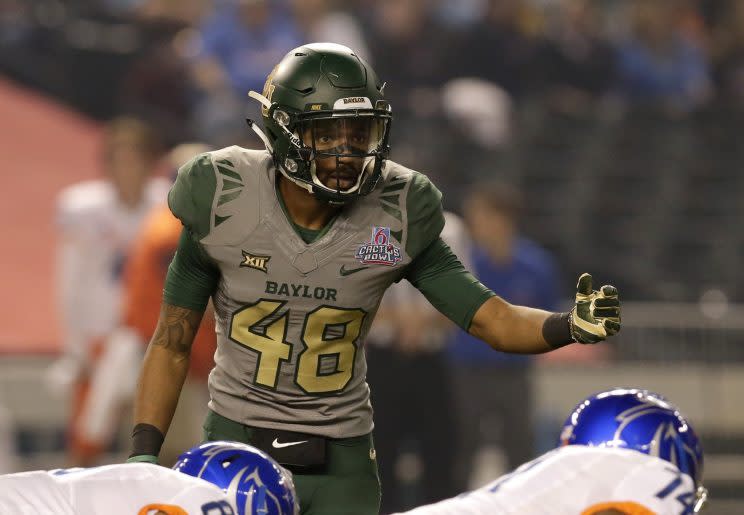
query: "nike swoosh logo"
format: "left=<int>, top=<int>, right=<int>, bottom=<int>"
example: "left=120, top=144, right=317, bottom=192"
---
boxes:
left=340, top=264, right=369, bottom=276
left=272, top=438, right=308, bottom=449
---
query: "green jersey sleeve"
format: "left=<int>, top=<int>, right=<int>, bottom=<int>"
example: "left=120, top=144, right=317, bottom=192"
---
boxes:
left=168, top=153, right=217, bottom=240
left=405, top=172, right=446, bottom=259
left=163, top=229, right=220, bottom=311
left=406, top=238, right=496, bottom=331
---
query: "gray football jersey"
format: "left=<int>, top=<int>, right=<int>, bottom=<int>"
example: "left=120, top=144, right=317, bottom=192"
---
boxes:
left=169, top=146, right=444, bottom=438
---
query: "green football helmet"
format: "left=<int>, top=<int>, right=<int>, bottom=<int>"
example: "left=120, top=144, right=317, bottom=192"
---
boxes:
left=248, top=43, right=392, bottom=205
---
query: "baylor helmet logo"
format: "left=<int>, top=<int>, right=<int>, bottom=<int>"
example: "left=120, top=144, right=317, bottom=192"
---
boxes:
left=241, top=251, right=271, bottom=273
left=261, top=65, right=278, bottom=116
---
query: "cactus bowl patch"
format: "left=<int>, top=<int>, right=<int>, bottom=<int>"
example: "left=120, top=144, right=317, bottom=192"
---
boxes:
left=355, top=227, right=402, bottom=266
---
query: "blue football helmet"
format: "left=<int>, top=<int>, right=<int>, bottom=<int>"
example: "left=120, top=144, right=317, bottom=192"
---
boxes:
left=559, top=388, right=707, bottom=512
left=173, top=441, right=299, bottom=515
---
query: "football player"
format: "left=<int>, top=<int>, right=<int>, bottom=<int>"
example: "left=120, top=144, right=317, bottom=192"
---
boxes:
left=48, top=117, right=170, bottom=466
left=0, top=441, right=297, bottom=514
left=394, top=388, right=707, bottom=514
left=108, top=143, right=217, bottom=465
left=128, top=43, right=621, bottom=514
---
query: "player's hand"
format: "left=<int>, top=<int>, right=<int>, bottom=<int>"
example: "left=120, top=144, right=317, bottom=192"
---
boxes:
left=569, top=273, right=621, bottom=344
left=126, top=454, right=159, bottom=465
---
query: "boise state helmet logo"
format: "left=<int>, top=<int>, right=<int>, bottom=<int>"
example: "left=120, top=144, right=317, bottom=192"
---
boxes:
left=228, top=466, right=288, bottom=515
left=559, top=389, right=704, bottom=492
left=173, top=441, right=298, bottom=515
left=355, top=227, right=402, bottom=266
left=613, top=401, right=701, bottom=475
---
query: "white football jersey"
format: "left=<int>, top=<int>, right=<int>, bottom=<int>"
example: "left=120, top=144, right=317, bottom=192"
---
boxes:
left=396, top=446, right=696, bottom=515
left=56, top=178, right=169, bottom=354
left=0, top=463, right=235, bottom=515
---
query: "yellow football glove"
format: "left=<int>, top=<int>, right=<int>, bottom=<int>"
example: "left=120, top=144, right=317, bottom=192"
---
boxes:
left=570, top=273, right=621, bottom=344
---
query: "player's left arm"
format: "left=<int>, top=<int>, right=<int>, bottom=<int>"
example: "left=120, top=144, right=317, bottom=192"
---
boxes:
left=470, top=273, right=621, bottom=353
left=404, top=174, right=620, bottom=353
left=409, top=239, right=621, bottom=353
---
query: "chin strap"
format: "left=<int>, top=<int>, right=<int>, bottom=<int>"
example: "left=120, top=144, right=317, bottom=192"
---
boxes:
left=245, top=118, right=273, bottom=153
left=246, top=90, right=275, bottom=152
left=248, top=90, right=272, bottom=110
left=278, top=166, right=314, bottom=194
left=247, top=89, right=374, bottom=204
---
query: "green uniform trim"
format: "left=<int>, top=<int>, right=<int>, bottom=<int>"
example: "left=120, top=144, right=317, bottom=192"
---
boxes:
left=406, top=237, right=495, bottom=331
left=294, top=224, right=323, bottom=244
left=163, top=230, right=220, bottom=311
left=404, top=172, right=445, bottom=258
left=125, top=454, right=158, bottom=464
left=203, top=410, right=380, bottom=515
left=275, top=178, right=337, bottom=244
left=168, top=154, right=218, bottom=240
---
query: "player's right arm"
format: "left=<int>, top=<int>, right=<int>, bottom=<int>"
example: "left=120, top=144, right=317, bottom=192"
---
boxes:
left=130, top=154, right=220, bottom=462
left=130, top=302, right=204, bottom=460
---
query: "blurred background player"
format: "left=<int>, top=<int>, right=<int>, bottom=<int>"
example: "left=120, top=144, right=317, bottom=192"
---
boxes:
left=73, top=142, right=217, bottom=466
left=448, top=181, right=561, bottom=488
left=109, top=142, right=216, bottom=466
left=366, top=211, right=471, bottom=513
left=47, top=117, right=169, bottom=466
left=0, top=440, right=298, bottom=515
left=187, top=0, right=302, bottom=146
left=395, top=388, right=707, bottom=514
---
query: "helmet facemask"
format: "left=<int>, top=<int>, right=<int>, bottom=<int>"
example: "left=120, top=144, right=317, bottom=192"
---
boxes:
left=299, top=114, right=389, bottom=201
left=276, top=104, right=391, bottom=205
left=247, top=43, right=393, bottom=204
left=249, top=89, right=392, bottom=205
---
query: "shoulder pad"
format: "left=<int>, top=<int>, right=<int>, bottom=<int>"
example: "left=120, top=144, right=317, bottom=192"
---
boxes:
left=168, top=153, right=217, bottom=240
left=381, top=162, right=444, bottom=258
left=168, top=146, right=271, bottom=243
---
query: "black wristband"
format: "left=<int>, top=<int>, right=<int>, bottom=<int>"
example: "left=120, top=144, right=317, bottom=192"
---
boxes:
left=542, top=312, right=574, bottom=349
left=129, top=423, right=165, bottom=459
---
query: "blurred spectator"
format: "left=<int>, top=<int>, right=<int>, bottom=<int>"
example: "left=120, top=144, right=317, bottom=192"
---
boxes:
left=186, top=0, right=302, bottom=145
left=614, top=0, right=711, bottom=112
left=441, top=78, right=513, bottom=151
left=113, top=142, right=216, bottom=465
left=449, top=0, right=545, bottom=99
left=361, top=0, right=458, bottom=115
left=289, top=0, right=370, bottom=62
left=113, top=0, right=212, bottom=145
left=0, top=0, right=32, bottom=46
left=135, top=0, right=212, bottom=26
left=47, top=117, right=169, bottom=467
left=366, top=212, right=469, bottom=514
left=433, top=0, right=486, bottom=29
left=449, top=181, right=561, bottom=489
left=711, top=0, right=744, bottom=106
left=190, top=0, right=290, bottom=92
left=539, top=0, right=618, bottom=113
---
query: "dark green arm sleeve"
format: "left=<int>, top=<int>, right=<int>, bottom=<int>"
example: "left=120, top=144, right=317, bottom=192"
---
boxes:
left=163, top=229, right=220, bottom=311
left=405, top=237, right=496, bottom=331
left=405, top=172, right=446, bottom=258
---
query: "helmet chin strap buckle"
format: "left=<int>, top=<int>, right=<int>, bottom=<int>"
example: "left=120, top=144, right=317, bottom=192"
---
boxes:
left=284, top=158, right=298, bottom=174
